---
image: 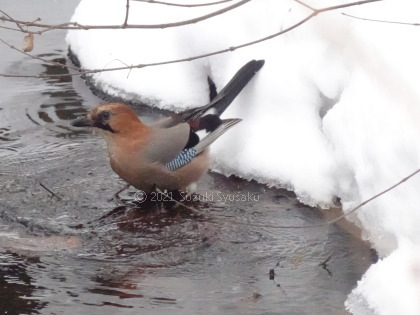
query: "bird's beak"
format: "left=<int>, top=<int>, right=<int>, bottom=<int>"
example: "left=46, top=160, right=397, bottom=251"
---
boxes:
left=71, top=117, right=93, bottom=128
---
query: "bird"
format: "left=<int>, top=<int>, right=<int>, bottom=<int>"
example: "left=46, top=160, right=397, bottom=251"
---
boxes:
left=71, top=60, right=264, bottom=194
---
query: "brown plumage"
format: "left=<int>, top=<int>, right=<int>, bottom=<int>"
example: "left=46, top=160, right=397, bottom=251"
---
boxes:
left=71, top=60, right=264, bottom=193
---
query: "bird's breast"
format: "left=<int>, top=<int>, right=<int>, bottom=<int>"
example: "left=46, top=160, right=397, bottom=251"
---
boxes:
left=106, top=138, right=210, bottom=192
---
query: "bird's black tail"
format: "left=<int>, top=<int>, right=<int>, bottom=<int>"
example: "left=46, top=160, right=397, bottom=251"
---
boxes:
left=183, top=59, right=265, bottom=122
left=157, top=60, right=264, bottom=129
left=208, top=59, right=265, bottom=117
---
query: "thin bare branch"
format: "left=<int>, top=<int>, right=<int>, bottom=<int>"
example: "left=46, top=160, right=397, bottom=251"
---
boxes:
left=0, top=37, right=81, bottom=71
left=0, top=0, right=382, bottom=79
left=325, top=168, right=420, bottom=226
left=342, top=12, right=420, bottom=26
left=38, top=22, right=82, bottom=35
left=0, top=0, right=253, bottom=32
left=0, top=25, right=24, bottom=32
left=315, top=0, right=382, bottom=14
left=208, top=168, right=420, bottom=229
left=133, top=0, right=235, bottom=7
left=123, top=0, right=130, bottom=27
left=293, top=0, right=315, bottom=11
left=0, top=9, right=25, bottom=32
left=39, top=182, right=61, bottom=200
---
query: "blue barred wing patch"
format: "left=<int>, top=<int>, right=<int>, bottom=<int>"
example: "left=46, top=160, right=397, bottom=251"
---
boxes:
left=166, top=148, right=197, bottom=171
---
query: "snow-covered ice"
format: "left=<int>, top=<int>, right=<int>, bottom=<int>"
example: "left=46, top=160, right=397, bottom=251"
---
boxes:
left=66, top=0, right=420, bottom=313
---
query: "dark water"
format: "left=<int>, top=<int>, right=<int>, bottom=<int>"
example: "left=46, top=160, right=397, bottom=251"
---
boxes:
left=0, top=1, right=375, bottom=314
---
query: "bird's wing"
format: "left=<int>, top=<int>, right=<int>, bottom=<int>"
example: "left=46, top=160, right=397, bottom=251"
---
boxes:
left=145, top=123, right=191, bottom=164
left=194, top=119, right=241, bottom=154
left=150, top=106, right=209, bottom=129
left=165, top=119, right=241, bottom=171
left=150, top=115, right=183, bottom=129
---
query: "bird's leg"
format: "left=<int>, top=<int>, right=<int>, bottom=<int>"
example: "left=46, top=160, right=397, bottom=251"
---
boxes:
left=182, top=183, right=197, bottom=201
left=151, top=184, right=166, bottom=213
left=108, top=183, right=131, bottom=202
left=151, top=184, right=157, bottom=192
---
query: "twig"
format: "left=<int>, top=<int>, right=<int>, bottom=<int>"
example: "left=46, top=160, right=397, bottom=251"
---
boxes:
left=293, top=0, right=315, bottom=11
left=0, top=0, right=382, bottom=79
left=39, top=182, right=61, bottom=200
left=212, top=168, right=420, bottom=229
left=0, top=9, right=25, bottom=32
left=133, top=0, right=235, bottom=7
left=0, top=25, right=25, bottom=33
left=319, top=254, right=332, bottom=276
left=319, top=254, right=332, bottom=267
left=0, top=37, right=81, bottom=71
left=25, top=109, right=40, bottom=126
left=38, top=22, right=82, bottom=35
left=97, top=58, right=133, bottom=78
left=123, top=0, right=130, bottom=27
left=342, top=12, right=420, bottom=26
left=0, top=0, right=253, bottom=33
left=325, top=168, right=420, bottom=226
left=309, top=0, right=381, bottom=14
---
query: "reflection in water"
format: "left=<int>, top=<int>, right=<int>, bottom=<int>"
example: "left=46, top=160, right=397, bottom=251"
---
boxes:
left=38, top=55, right=87, bottom=127
left=0, top=252, right=47, bottom=314
left=0, top=126, right=18, bottom=142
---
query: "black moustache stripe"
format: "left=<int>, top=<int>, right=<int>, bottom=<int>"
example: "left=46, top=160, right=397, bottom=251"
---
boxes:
left=93, top=121, right=115, bottom=133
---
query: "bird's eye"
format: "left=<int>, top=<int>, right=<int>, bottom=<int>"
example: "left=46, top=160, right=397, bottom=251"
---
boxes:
left=101, top=110, right=111, bottom=120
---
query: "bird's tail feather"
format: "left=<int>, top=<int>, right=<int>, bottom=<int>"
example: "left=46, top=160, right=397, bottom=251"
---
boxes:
left=209, top=59, right=265, bottom=117
left=154, top=60, right=264, bottom=129
left=194, top=118, right=241, bottom=154
left=186, top=59, right=265, bottom=122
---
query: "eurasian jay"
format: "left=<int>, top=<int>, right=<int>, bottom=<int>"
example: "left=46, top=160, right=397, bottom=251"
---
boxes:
left=71, top=60, right=264, bottom=193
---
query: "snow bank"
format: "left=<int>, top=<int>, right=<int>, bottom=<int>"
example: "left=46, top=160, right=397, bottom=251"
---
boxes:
left=66, top=0, right=420, bottom=313
left=346, top=241, right=420, bottom=315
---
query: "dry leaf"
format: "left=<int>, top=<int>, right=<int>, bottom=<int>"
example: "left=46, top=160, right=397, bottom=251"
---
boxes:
left=23, top=33, right=34, bottom=52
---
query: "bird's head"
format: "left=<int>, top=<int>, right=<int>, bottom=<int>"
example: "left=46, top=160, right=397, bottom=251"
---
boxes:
left=71, top=103, right=143, bottom=136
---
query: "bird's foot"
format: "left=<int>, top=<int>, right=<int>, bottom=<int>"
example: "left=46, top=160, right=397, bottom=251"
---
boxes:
left=108, top=183, right=131, bottom=203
